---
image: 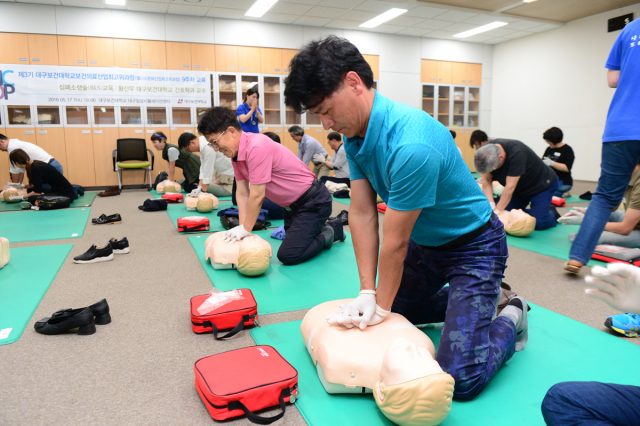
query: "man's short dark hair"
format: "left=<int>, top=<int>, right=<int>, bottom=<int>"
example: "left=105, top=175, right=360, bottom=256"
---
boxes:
left=450, top=130, right=457, bottom=139
left=263, top=132, right=281, bottom=143
left=197, top=107, right=241, bottom=137
left=327, top=132, right=342, bottom=142
left=288, top=125, right=304, bottom=137
left=177, top=132, right=197, bottom=149
left=0, top=133, right=7, bottom=141
left=284, top=36, right=374, bottom=114
left=470, top=130, right=488, bottom=149
left=543, top=127, right=563, bottom=144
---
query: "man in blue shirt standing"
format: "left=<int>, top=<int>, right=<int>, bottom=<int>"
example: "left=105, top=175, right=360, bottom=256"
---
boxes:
left=284, top=36, right=528, bottom=401
left=566, top=18, right=640, bottom=274
left=288, top=125, right=330, bottom=179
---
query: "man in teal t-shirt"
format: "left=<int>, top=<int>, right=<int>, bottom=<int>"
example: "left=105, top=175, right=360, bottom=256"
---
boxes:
left=284, top=36, right=528, bottom=401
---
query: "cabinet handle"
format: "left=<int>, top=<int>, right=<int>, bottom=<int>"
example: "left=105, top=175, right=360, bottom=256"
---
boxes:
left=437, top=78, right=442, bottom=81
left=31, top=58, right=40, bottom=62
left=135, top=130, right=143, bottom=134
left=89, top=60, right=97, bottom=64
left=275, top=68, right=280, bottom=72
left=230, top=66, right=237, bottom=70
left=81, top=130, right=90, bottom=134
left=183, top=64, right=189, bottom=68
left=193, top=65, right=200, bottom=68
left=77, top=60, right=85, bottom=64
left=462, top=80, right=466, bottom=82
left=38, top=130, right=47, bottom=134
left=19, top=58, right=28, bottom=61
left=240, top=67, right=247, bottom=70
left=24, top=131, right=34, bottom=135
left=132, top=62, right=140, bottom=66
left=142, top=63, right=150, bottom=66
left=94, top=130, right=103, bottom=134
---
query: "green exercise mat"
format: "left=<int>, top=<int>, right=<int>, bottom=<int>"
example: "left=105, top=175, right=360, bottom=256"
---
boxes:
left=188, top=230, right=360, bottom=314
left=564, top=195, right=590, bottom=204
left=0, top=191, right=98, bottom=212
left=0, top=244, right=73, bottom=346
left=506, top=224, right=606, bottom=267
left=166, top=203, right=283, bottom=234
left=0, top=209, right=90, bottom=243
left=471, top=172, right=481, bottom=179
left=150, top=189, right=232, bottom=202
left=251, top=305, right=640, bottom=426
left=332, top=195, right=351, bottom=205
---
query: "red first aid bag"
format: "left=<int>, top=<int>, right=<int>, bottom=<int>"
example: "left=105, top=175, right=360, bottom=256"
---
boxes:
left=162, top=193, right=184, bottom=203
left=195, top=346, right=299, bottom=424
left=551, top=196, right=566, bottom=207
left=377, top=202, right=387, bottom=214
left=190, top=289, right=258, bottom=339
left=177, top=216, right=209, bottom=232
left=591, top=244, right=640, bottom=266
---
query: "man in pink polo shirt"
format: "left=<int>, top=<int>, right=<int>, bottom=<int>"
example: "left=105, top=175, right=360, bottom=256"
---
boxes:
left=197, top=107, right=345, bottom=265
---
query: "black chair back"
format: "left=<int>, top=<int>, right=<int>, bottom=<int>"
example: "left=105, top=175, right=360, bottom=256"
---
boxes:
left=116, top=139, right=148, bottom=162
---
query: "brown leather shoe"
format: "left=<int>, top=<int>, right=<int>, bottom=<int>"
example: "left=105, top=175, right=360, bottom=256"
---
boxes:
left=98, top=186, right=121, bottom=197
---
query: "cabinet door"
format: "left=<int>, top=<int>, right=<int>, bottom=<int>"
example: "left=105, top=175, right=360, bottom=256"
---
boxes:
left=114, top=39, right=141, bottom=68
left=436, top=61, right=453, bottom=84
left=260, top=48, right=282, bottom=74
left=65, top=128, right=96, bottom=186
left=0, top=149, right=9, bottom=183
left=5, top=128, right=36, bottom=143
left=362, top=54, right=379, bottom=80
left=28, top=34, right=58, bottom=65
left=92, top=127, right=119, bottom=186
left=0, top=33, right=30, bottom=64
left=452, top=62, right=468, bottom=85
left=35, top=128, right=67, bottom=176
left=86, top=37, right=114, bottom=67
left=58, top=36, right=87, bottom=66
left=191, top=44, right=215, bottom=71
left=166, top=42, right=191, bottom=70
left=467, top=63, right=482, bottom=86
left=281, top=49, right=298, bottom=74
left=238, top=46, right=261, bottom=73
left=215, top=45, right=238, bottom=72
left=281, top=130, right=298, bottom=156
left=421, top=60, right=437, bottom=83
left=455, top=129, right=475, bottom=172
left=140, top=40, right=167, bottom=69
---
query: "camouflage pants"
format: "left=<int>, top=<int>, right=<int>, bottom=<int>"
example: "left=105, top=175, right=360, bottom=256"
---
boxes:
left=391, top=214, right=516, bottom=400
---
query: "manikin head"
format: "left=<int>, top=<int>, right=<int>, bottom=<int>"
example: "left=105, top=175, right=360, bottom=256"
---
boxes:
left=374, top=337, right=455, bottom=426
left=205, top=232, right=272, bottom=276
left=197, top=107, right=243, bottom=159
left=498, top=209, right=536, bottom=237
left=150, top=131, right=168, bottom=151
left=0, top=134, right=9, bottom=151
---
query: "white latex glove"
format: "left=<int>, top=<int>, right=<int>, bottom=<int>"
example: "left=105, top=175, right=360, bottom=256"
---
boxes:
left=585, top=263, right=640, bottom=313
left=313, top=154, right=325, bottom=164
left=9, top=195, right=24, bottom=201
left=326, top=290, right=388, bottom=330
left=543, top=157, right=554, bottom=167
left=574, top=207, right=587, bottom=214
left=558, top=210, right=584, bottom=225
left=190, top=186, right=202, bottom=197
left=224, top=224, right=250, bottom=243
left=490, top=202, right=496, bottom=209
left=352, top=304, right=390, bottom=329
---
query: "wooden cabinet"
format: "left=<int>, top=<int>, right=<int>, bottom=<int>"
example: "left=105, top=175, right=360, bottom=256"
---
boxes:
left=0, top=33, right=30, bottom=64
left=114, top=39, right=141, bottom=68
left=238, top=46, right=260, bottom=73
left=86, top=37, right=115, bottom=67
left=281, top=129, right=298, bottom=156
left=215, top=45, right=238, bottom=72
left=58, top=36, right=87, bottom=66
left=260, top=48, right=282, bottom=74
left=28, top=34, right=58, bottom=65
left=452, top=62, right=467, bottom=85
left=166, top=42, right=191, bottom=70
left=281, top=49, right=298, bottom=74
left=5, top=128, right=37, bottom=144
left=65, top=128, right=96, bottom=186
left=140, top=40, right=166, bottom=69
left=363, top=54, right=379, bottom=80
left=421, top=60, right=438, bottom=83
left=191, top=43, right=215, bottom=71
left=35, top=128, right=67, bottom=176
left=467, top=63, right=482, bottom=85
left=454, top=129, right=476, bottom=172
left=436, top=61, right=452, bottom=84
left=169, top=128, right=195, bottom=146
left=0, top=151, right=9, bottom=183
left=92, top=127, right=119, bottom=187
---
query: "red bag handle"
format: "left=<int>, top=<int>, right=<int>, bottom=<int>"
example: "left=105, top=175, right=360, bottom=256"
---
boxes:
left=228, top=388, right=290, bottom=425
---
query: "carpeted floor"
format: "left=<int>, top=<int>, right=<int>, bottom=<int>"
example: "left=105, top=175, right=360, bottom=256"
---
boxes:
left=1, top=180, right=634, bottom=426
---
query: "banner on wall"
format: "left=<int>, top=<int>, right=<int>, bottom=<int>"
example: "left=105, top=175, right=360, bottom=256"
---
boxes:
left=0, top=64, right=211, bottom=107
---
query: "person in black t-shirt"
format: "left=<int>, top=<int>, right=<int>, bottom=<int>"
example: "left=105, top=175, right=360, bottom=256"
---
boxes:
left=9, top=149, right=76, bottom=206
left=542, top=127, right=575, bottom=197
left=475, top=139, right=559, bottom=230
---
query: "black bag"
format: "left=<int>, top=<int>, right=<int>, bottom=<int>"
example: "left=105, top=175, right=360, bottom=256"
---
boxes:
left=220, top=215, right=270, bottom=231
left=36, top=195, right=71, bottom=210
left=153, top=171, right=169, bottom=190
left=333, top=189, right=350, bottom=198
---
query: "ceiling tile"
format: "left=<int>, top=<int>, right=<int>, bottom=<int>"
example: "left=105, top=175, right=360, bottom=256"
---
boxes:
left=502, top=20, right=545, bottom=31
left=527, top=23, right=561, bottom=33
left=424, top=29, right=457, bottom=40
left=396, top=27, right=432, bottom=36
left=305, top=6, right=347, bottom=18
left=167, top=4, right=209, bottom=16
left=269, top=2, right=314, bottom=15
left=365, top=23, right=406, bottom=33
left=389, top=16, right=424, bottom=27
left=292, top=15, right=333, bottom=26
left=485, top=27, right=517, bottom=37
left=128, top=0, right=169, bottom=13
left=439, top=22, right=477, bottom=33
left=463, top=14, right=520, bottom=26
left=338, top=9, right=378, bottom=21
left=16, top=0, right=60, bottom=4
left=172, top=0, right=215, bottom=5
left=317, top=0, right=363, bottom=9
left=212, top=0, right=255, bottom=10
left=501, top=30, right=533, bottom=39
left=404, top=5, right=448, bottom=19
left=61, top=0, right=103, bottom=7
left=461, top=34, right=494, bottom=43
left=206, top=7, right=247, bottom=18
left=281, top=0, right=322, bottom=4
left=324, top=19, right=362, bottom=29
left=412, top=19, right=452, bottom=30
left=483, top=37, right=510, bottom=44
left=353, top=0, right=418, bottom=13
left=431, top=10, right=478, bottom=22
left=261, top=12, right=301, bottom=24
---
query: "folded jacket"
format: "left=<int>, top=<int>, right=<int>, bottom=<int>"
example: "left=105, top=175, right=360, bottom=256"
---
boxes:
left=138, top=199, right=168, bottom=211
left=333, top=189, right=350, bottom=198
left=324, top=181, right=349, bottom=193
left=270, top=226, right=286, bottom=240
left=217, top=206, right=269, bottom=223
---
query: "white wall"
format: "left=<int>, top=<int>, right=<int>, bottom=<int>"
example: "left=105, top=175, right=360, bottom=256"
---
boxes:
left=0, top=2, right=491, bottom=115
left=491, top=4, right=640, bottom=182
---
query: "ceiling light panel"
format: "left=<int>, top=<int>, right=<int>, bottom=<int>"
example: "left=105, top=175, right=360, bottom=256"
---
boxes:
left=360, top=8, right=407, bottom=28
left=245, top=0, right=279, bottom=17
left=105, top=0, right=125, bottom=5
left=453, top=21, right=507, bottom=38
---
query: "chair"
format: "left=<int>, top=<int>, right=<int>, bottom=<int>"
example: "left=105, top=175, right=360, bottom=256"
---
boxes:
left=112, top=138, right=154, bottom=190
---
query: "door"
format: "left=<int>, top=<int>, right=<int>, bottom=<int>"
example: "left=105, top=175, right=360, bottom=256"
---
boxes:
left=58, top=36, right=87, bottom=66
left=166, top=42, right=191, bottom=70
left=86, top=37, right=115, bottom=67
left=452, top=62, right=468, bottom=85
left=65, top=128, right=96, bottom=186
left=28, top=34, right=58, bottom=65
left=191, top=43, right=215, bottom=71
left=260, top=48, right=282, bottom=74
left=436, top=61, right=453, bottom=84
left=0, top=33, right=30, bottom=64
left=114, top=39, right=141, bottom=68
left=215, top=45, right=238, bottom=72
left=281, top=49, right=298, bottom=74
left=140, top=40, right=167, bottom=69
left=238, top=47, right=260, bottom=73
left=262, top=75, right=282, bottom=127
left=421, top=60, right=437, bottom=83
left=467, top=64, right=482, bottom=86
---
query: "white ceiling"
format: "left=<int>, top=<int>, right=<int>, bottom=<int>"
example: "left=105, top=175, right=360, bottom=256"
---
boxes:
left=0, top=0, right=568, bottom=44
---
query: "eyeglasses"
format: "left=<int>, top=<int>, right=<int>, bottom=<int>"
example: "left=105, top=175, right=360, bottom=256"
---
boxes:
left=208, top=130, right=226, bottom=149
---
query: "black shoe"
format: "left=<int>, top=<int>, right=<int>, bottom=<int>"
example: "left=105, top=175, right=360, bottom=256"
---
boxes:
left=320, top=225, right=334, bottom=250
left=93, top=213, right=122, bottom=225
left=34, top=307, right=96, bottom=335
left=73, top=243, right=114, bottom=264
left=109, top=237, right=129, bottom=254
left=327, top=210, right=349, bottom=226
left=52, top=299, right=111, bottom=325
left=326, top=218, right=346, bottom=243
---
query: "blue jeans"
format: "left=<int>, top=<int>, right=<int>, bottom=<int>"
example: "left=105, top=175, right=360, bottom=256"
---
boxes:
left=391, top=214, right=515, bottom=400
left=542, top=381, right=640, bottom=426
left=570, top=141, right=640, bottom=264
left=505, top=178, right=559, bottom=230
left=554, top=181, right=572, bottom=197
left=569, top=210, right=640, bottom=249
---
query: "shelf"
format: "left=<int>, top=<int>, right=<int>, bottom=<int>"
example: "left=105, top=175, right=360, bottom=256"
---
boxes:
left=422, top=97, right=434, bottom=100
left=219, top=90, right=236, bottom=93
left=438, top=113, right=449, bottom=116
left=469, top=112, right=479, bottom=115
left=264, top=109, right=280, bottom=111
left=453, top=114, right=464, bottom=116
left=438, top=98, right=450, bottom=101
left=264, top=91, right=280, bottom=94
left=469, top=99, right=479, bottom=102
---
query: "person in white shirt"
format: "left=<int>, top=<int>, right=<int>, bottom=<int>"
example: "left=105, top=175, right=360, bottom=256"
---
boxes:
left=178, top=134, right=235, bottom=197
left=0, top=133, right=61, bottom=183
left=318, top=132, right=351, bottom=187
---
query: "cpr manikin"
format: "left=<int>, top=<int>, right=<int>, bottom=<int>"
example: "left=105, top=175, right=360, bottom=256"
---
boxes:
left=301, top=300, right=454, bottom=426
left=498, top=209, right=536, bottom=237
left=1, top=184, right=28, bottom=203
left=186, top=192, right=219, bottom=213
left=156, top=180, right=182, bottom=194
left=0, top=237, right=9, bottom=269
left=204, top=232, right=272, bottom=276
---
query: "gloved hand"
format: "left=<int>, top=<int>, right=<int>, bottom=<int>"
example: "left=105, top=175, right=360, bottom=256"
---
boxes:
left=351, top=304, right=390, bottom=329
left=313, top=154, right=326, bottom=164
left=574, top=207, right=587, bottom=214
left=558, top=210, right=584, bottom=225
left=326, top=290, right=389, bottom=330
left=490, top=202, right=496, bottom=209
left=8, top=195, right=24, bottom=201
left=586, top=263, right=640, bottom=313
left=224, top=224, right=250, bottom=243
left=190, top=186, right=202, bottom=197
left=543, top=157, right=554, bottom=167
